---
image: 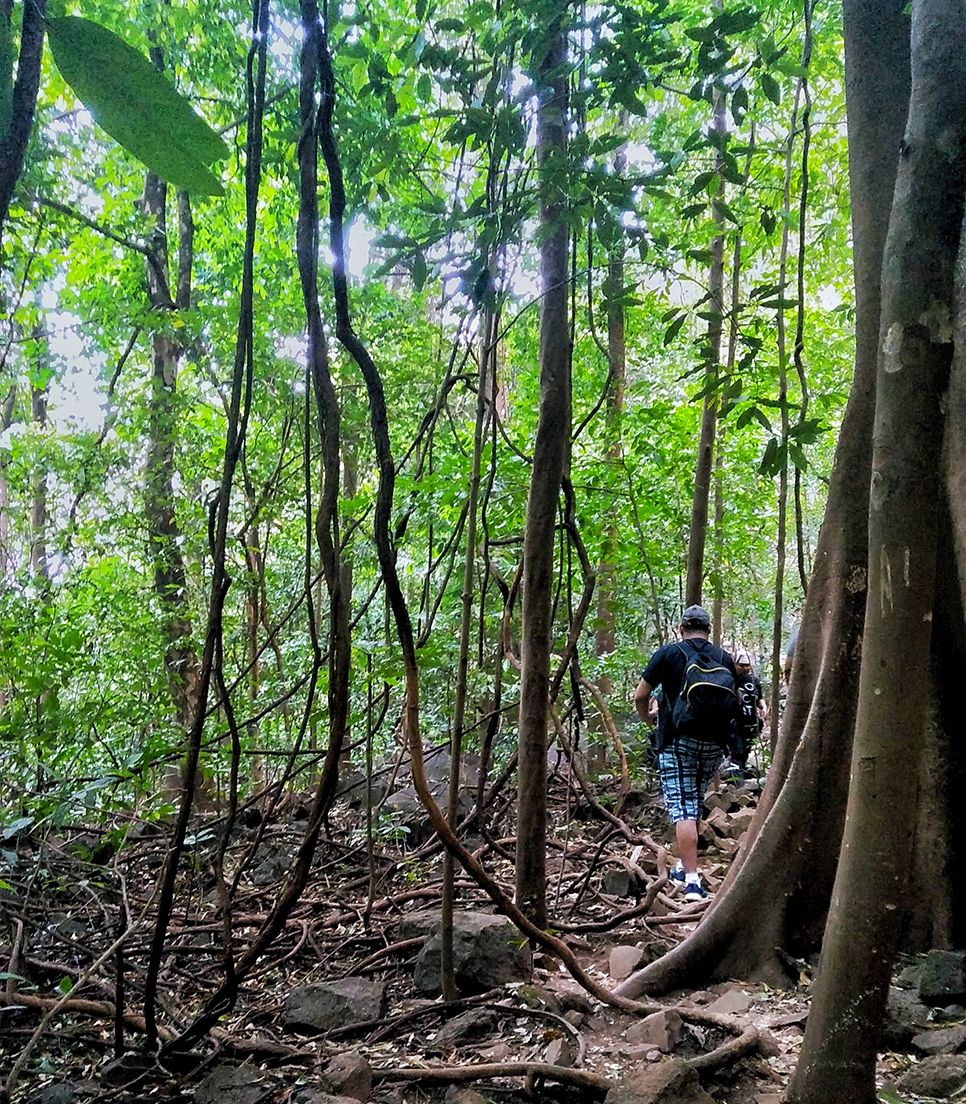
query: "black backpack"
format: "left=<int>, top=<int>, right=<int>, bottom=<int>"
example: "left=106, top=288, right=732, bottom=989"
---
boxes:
left=671, top=640, right=737, bottom=739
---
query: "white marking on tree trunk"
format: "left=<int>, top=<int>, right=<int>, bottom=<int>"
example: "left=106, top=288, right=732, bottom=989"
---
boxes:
left=883, top=323, right=904, bottom=373
left=904, top=546, right=910, bottom=587
left=880, top=547, right=894, bottom=615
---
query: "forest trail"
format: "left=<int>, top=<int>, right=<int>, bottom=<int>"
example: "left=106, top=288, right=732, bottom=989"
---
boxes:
left=1, top=758, right=954, bottom=1104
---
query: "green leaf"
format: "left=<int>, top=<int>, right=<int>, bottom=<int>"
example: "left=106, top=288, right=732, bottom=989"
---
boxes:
left=0, top=9, right=11, bottom=141
left=47, top=17, right=228, bottom=196
left=761, top=72, right=781, bottom=106
left=730, top=85, right=748, bottom=126
left=760, top=208, right=776, bottom=235
left=411, top=249, right=428, bottom=291
left=663, top=314, right=687, bottom=346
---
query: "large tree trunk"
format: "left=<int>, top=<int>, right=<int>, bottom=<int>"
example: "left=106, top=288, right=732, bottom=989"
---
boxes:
left=515, top=17, right=570, bottom=929
left=787, top=3, right=966, bottom=1098
left=616, top=0, right=910, bottom=997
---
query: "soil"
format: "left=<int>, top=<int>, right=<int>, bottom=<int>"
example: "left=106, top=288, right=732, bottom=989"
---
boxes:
left=0, top=755, right=952, bottom=1103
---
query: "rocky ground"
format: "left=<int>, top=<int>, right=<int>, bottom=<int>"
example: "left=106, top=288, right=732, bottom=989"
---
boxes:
left=3, top=751, right=966, bottom=1104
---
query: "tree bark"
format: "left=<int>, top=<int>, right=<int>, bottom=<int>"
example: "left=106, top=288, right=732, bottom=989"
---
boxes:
left=616, top=0, right=910, bottom=997
left=788, top=3, right=966, bottom=1098
left=595, top=147, right=627, bottom=675
left=0, top=1, right=45, bottom=245
left=684, top=89, right=726, bottom=609
left=515, top=17, right=570, bottom=929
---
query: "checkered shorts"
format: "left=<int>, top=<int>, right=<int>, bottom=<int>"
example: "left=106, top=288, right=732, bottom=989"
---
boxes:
left=657, top=735, right=726, bottom=823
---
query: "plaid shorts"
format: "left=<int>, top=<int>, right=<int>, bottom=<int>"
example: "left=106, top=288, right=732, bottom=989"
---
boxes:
left=657, top=735, right=726, bottom=823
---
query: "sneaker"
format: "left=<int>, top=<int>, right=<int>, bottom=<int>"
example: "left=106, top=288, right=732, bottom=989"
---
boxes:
left=684, top=879, right=709, bottom=902
left=668, top=864, right=686, bottom=886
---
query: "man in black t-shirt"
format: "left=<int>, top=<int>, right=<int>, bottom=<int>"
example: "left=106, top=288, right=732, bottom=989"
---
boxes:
left=634, top=605, right=737, bottom=901
left=732, top=649, right=766, bottom=779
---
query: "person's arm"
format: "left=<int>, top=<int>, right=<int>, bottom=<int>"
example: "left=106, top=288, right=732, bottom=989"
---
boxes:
left=756, top=677, right=768, bottom=721
left=634, top=678, right=655, bottom=723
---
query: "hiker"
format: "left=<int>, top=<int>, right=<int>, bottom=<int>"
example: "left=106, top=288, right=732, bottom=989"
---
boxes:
left=634, top=604, right=738, bottom=901
left=731, top=649, right=766, bottom=780
left=783, top=621, right=800, bottom=684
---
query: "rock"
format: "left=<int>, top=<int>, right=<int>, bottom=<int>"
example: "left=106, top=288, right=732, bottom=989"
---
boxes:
left=897, top=1054, right=966, bottom=1098
left=544, top=1036, right=574, bottom=1067
left=603, top=869, right=633, bottom=897
left=610, top=945, right=645, bottom=980
left=100, top=1054, right=154, bottom=1088
left=886, top=984, right=934, bottom=1045
left=196, top=1065, right=273, bottom=1104
left=558, top=988, right=595, bottom=1014
left=413, top=911, right=531, bottom=995
left=920, top=950, right=966, bottom=1006
left=319, top=1052, right=372, bottom=1101
left=26, top=1085, right=76, bottom=1104
left=283, top=978, right=385, bottom=1032
left=291, top=1092, right=359, bottom=1104
left=716, top=838, right=740, bottom=856
left=434, top=1008, right=498, bottom=1047
left=444, top=1088, right=489, bottom=1104
left=564, top=1010, right=585, bottom=1027
left=707, top=987, right=752, bottom=1015
left=704, top=808, right=730, bottom=835
left=516, top=983, right=563, bottom=1014
left=688, top=991, right=714, bottom=1006
left=605, top=1059, right=716, bottom=1104
left=727, top=808, right=756, bottom=838
left=476, top=1041, right=511, bottom=1062
left=897, top=963, right=923, bottom=989
left=250, top=842, right=296, bottom=886
left=625, top=1010, right=683, bottom=1052
left=911, top=1025, right=966, bottom=1055
left=940, top=1004, right=966, bottom=1020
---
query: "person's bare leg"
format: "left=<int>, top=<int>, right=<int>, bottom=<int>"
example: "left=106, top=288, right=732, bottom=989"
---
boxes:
left=675, top=818, right=698, bottom=874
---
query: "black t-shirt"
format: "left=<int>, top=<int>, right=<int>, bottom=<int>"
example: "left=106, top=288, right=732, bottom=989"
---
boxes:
left=736, top=673, right=763, bottom=731
left=642, top=638, right=737, bottom=748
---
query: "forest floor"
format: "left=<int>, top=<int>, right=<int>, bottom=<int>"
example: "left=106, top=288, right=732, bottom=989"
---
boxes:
left=0, top=751, right=956, bottom=1104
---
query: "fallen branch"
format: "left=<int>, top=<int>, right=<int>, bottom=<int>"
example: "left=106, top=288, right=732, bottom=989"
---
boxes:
left=372, top=1060, right=611, bottom=1096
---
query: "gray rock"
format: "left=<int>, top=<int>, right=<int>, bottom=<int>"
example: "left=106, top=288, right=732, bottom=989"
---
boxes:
left=319, top=1052, right=372, bottom=1101
left=707, top=987, right=752, bottom=1015
left=558, top=988, right=595, bottom=1014
left=283, top=978, right=385, bottom=1032
left=885, top=985, right=933, bottom=1045
left=26, top=1084, right=76, bottom=1104
left=940, top=1003, right=966, bottom=1020
left=100, top=1054, right=154, bottom=1088
left=605, top=1059, right=716, bottom=1104
left=920, top=949, right=966, bottom=1006
left=434, top=1007, right=499, bottom=1047
left=603, top=869, right=633, bottom=897
left=897, top=1054, right=966, bottom=1098
left=196, top=1065, right=273, bottom=1104
left=443, top=1088, right=490, bottom=1104
left=625, top=1010, right=683, bottom=1052
left=911, top=1024, right=966, bottom=1055
left=610, top=945, right=645, bottom=981
left=544, top=1036, right=574, bottom=1067
left=897, top=963, right=923, bottom=989
left=412, top=911, right=531, bottom=995
left=291, top=1093, right=360, bottom=1104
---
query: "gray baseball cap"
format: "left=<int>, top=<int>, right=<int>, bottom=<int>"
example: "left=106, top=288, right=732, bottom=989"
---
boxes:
left=681, top=604, right=711, bottom=629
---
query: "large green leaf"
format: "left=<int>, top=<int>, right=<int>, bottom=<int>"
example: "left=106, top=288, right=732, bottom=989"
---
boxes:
left=46, top=17, right=228, bottom=196
left=0, top=10, right=12, bottom=141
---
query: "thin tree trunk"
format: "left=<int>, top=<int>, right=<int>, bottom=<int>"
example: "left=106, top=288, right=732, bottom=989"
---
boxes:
left=595, top=145, right=627, bottom=680
left=684, top=85, right=726, bottom=608
left=0, top=0, right=45, bottom=244
left=29, top=322, right=49, bottom=585
left=515, top=17, right=570, bottom=929
left=788, top=2, right=966, bottom=1097
left=142, top=170, right=201, bottom=745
